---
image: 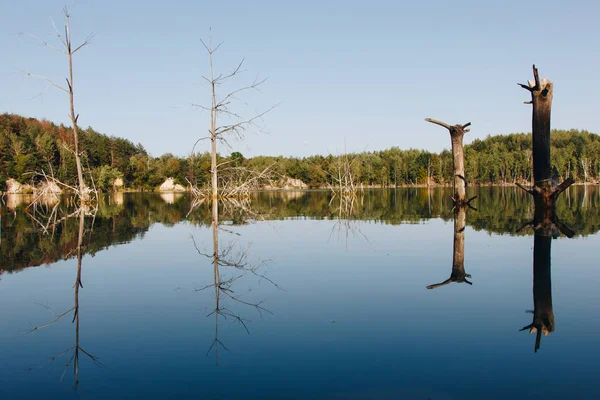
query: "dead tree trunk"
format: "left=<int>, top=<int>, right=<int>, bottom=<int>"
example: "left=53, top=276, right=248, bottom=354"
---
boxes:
left=520, top=233, right=554, bottom=352
left=426, top=205, right=472, bottom=289
left=22, top=7, right=95, bottom=204
left=191, top=32, right=276, bottom=200
left=66, top=14, right=88, bottom=204
left=517, top=65, right=574, bottom=215
left=425, top=118, right=476, bottom=206
left=515, top=66, right=578, bottom=351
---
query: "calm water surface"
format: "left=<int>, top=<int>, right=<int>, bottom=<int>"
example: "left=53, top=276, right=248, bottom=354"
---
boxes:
left=1, top=187, right=599, bottom=399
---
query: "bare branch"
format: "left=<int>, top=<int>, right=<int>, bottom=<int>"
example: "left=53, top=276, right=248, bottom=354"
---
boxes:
left=200, top=38, right=224, bottom=55
left=426, top=278, right=453, bottom=290
left=72, top=32, right=97, bottom=54
left=519, top=64, right=541, bottom=93
left=18, top=32, right=67, bottom=54
left=216, top=160, right=235, bottom=168
left=216, top=102, right=281, bottom=137
left=78, top=347, right=105, bottom=368
left=190, top=136, right=211, bottom=156
left=515, top=182, right=535, bottom=196
left=216, top=77, right=269, bottom=108
left=200, top=38, right=211, bottom=53
left=50, top=17, right=68, bottom=47
left=551, top=177, right=574, bottom=199
left=425, top=118, right=452, bottom=131
left=532, top=64, right=541, bottom=90
left=518, top=83, right=534, bottom=92
left=22, top=71, right=69, bottom=93
left=212, top=41, right=224, bottom=53
left=516, top=219, right=534, bottom=233
left=215, top=59, right=245, bottom=83
left=555, top=220, right=575, bottom=239
left=21, top=306, right=76, bottom=333
left=191, top=103, right=212, bottom=112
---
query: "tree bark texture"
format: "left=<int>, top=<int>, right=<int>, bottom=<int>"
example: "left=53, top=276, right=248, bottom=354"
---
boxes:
left=65, top=12, right=89, bottom=203
left=518, top=65, right=573, bottom=204
left=425, top=118, right=474, bottom=205
left=450, top=131, right=466, bottom=203
left=516, top=65, right=575, bottom=243
left=529, top=72, right=553, bottom=185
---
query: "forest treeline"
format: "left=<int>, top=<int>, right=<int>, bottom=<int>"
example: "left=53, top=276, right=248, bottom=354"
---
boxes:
left=2, top=113, right=600, bottom=191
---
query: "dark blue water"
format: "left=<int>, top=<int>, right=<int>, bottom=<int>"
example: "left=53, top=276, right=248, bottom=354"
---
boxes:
left=1, top=188, right=599, bottom=399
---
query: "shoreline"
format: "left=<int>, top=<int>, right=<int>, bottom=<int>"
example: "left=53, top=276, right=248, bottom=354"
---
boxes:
left=2, top=181, right=598, bottom=197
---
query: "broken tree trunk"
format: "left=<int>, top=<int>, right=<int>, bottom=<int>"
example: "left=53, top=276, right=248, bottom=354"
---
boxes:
left=426, top=205, right=472, bottom=289
left=517, top=65, right=574, bottom=219
left=520, top=232, right=554, bottom=353
left=515, top=66, right=578, bottom=352
left=425, top=118, right=476, bottom=206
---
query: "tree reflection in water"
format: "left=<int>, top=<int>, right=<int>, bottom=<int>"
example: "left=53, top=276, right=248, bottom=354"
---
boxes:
left=3, top=188, right=600, bottom=275
left=328, top=190, right=370, bottom=249
left=426, top=205, right=473, bottom=290
left=520, top=232, right=555, bottom=352
left=22, top=207, right=103, bottom=391
left=518, top=199, right=574, bottom=352
left=191, top=198, right=280, bottom=365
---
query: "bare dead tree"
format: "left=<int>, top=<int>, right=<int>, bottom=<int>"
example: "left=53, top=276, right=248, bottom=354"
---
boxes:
left=323, top=143, right=371, bottom=248
left=193, top=163, right=275, bottom=199
left=425, top=118, right=477, bottom=206
left=328, top=143, right=362, bottom=196
left=516, top=65, right=574, bottom=237
left=21, top=7, right=96, bottom=204
left=191, top=31, right=279, bottom=200
left=514, top=65, right=577, bottom=352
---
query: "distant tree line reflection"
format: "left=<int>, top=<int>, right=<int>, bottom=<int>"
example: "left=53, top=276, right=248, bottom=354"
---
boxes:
left=1, top=186, right=598, bottom=273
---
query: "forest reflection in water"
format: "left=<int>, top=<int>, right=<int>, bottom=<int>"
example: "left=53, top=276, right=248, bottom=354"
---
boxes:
left=2, top=185, right=599, bottom=274
left=0, top=186, right=599, bottom=398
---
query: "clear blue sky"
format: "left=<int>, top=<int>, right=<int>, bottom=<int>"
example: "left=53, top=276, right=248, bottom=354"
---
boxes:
left=1, top=0, right=599, bottom=158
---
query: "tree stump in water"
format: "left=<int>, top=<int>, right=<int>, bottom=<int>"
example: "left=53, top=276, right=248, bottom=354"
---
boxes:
left=425, top=118, right=477, bottom=206
left=517, top=65, right=575, bottom=352
left=516, top=65, right=574, bottom=218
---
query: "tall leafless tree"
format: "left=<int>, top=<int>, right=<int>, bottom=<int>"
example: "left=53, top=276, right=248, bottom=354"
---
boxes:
left=191, top=31, right=278, bottom=200
left=22, top=7, right=95, bottom=204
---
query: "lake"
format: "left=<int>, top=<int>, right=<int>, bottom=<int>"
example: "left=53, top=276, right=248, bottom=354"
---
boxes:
left=1, top=187, right=599, bottom=399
